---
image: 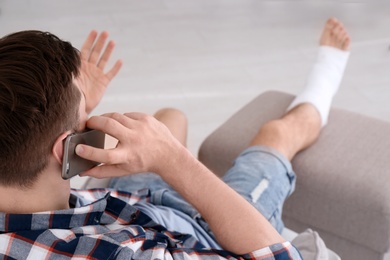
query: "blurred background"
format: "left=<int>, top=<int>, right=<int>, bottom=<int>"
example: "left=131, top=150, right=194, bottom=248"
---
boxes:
left=1, top=0, right=390, bottom=156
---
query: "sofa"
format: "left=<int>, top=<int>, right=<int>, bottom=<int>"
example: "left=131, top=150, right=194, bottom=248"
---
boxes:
left=80, top=90, right=390, bottom=259
left=198, top=90, right=390, bottom=260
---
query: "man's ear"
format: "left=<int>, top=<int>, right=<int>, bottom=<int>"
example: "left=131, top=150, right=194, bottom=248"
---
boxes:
left=52, top=132, right=72, bottom=165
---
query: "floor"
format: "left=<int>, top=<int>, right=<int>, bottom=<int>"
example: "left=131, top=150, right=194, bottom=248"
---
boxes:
left=1, top=0, right=389, bottom=179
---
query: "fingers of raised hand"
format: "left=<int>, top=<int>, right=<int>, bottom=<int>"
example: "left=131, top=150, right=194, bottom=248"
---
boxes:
left=89, top=32, right=109, bottom=64
left=80, top=30, right=98, bottom=60
left=80, top=30, right=122, bottom=80
left=97, top=40, right=115, bottom=69
left=81, top=31, right=110, bottom=63
left=105, top=59, right=123, bottom=81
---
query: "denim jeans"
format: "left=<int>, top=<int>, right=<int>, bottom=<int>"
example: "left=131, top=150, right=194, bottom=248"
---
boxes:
left=109, top=145, right=296, bottom=234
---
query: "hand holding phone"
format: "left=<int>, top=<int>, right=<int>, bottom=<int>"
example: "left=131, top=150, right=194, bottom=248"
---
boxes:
left=74, top=113, right=183, bottom=179
left=62, top=130, right=106, bottom=180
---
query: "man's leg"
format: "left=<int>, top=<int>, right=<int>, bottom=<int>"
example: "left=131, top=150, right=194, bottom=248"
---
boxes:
left=253, top=17, right=349, bottom=159
left=223, top=17, right=350, bottom=232
left=154, top=108, right=188, bottom=147
left=251, top=104, right=321, bottom=161
left=287, top=17, right=350, bottom=127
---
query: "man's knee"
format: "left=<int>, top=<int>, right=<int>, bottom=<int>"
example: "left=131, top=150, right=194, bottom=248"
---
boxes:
left=251, top=120, right=294, bottom=160
left=154, top=108, right=188, bottom=146
left=154, top=108, right=187, bottom=125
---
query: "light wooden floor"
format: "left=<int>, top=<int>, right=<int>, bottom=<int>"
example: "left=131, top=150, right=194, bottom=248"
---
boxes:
left=1, top=0, right=389, bottom=156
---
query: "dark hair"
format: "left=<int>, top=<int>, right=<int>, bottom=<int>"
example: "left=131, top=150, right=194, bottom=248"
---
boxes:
left=0, top=30, right=81, bottom=187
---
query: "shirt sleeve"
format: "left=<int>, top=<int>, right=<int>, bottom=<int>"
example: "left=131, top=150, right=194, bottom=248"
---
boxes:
left=241, top=242, right=302, bottom=260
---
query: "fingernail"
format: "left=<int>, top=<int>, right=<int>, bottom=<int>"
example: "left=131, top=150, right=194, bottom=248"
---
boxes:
left=75, top=145, right=84, bottom=155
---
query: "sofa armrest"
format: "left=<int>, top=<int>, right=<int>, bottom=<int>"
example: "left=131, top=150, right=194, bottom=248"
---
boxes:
left=198, top=90, right=390, bottom=260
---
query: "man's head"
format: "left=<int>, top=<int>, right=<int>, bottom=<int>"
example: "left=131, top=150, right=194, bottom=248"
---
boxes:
left=0, top=30, right=82, bottom=188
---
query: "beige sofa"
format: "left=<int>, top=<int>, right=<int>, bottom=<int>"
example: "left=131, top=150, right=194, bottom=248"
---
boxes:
left=198, top=90, right=390, bottom=260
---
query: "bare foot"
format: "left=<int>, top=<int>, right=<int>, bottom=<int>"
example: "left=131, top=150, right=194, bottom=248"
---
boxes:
left=320, top=17, right=350, bottom=51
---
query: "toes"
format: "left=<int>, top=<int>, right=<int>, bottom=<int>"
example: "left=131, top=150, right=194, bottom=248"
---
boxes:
left=320, top=18, right=335, bottom=45
left=331, top=20, right=349, bottom=49
left=327, top=17, right=338, bottom=28
left=341, top=36, right=350, bottom=51
left=331, top=25, right=343, bottom=47
left=338, top=26, right=350, bottom=50
left=320, top=17, right=350, bottom=50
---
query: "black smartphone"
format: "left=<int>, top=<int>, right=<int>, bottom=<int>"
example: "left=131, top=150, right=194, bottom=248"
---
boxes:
left=61, top=129, right=106, bottom=180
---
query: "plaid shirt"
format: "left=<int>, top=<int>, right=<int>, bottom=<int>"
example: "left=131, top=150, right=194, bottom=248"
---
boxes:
left=0, top=188, right=302, bottom=259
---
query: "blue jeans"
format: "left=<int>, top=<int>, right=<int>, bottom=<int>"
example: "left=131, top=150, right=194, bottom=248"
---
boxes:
left=109, top=145, right=296, bottom=233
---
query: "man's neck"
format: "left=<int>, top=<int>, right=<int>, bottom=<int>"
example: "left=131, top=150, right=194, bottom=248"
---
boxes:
left=0, top=161, right=71, bottom=214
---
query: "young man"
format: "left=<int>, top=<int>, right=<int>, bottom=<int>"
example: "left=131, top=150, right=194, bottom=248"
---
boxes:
left=0, top=18, right=349, bottom=259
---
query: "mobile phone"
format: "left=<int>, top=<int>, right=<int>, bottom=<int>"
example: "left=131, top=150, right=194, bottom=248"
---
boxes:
left=62, top=129, right=106, bottom=180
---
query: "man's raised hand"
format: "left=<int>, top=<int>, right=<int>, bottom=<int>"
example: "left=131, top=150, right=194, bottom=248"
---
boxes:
left=75, top=31, right=123, bottom=114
